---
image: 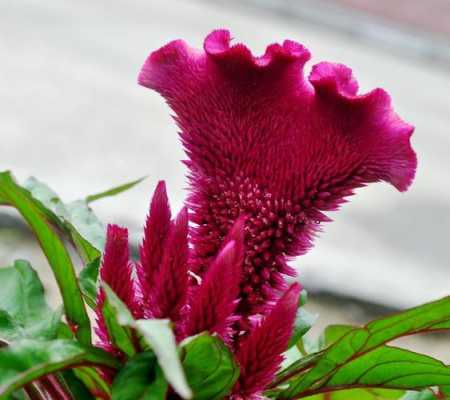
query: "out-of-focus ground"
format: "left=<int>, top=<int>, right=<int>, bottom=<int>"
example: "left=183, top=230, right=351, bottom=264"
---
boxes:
left=1, top=0, right=449, bottom=359
left=335, top=0, right=450, bottom=36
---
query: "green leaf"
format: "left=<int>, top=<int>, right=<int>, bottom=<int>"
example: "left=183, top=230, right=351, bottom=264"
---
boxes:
left=10, top=390, right=26, bottom=400
left=102, top=303, right=136, bottom=358
left=102, top=284, right=135, bottom=326
left=65, top=200, right=105, bottom=254
left=0, top=311, right=18, bottom=341
left=326, top=346, right=450, bottom=388
left=86, top=176, right=147, bottom=204
left=362, top=297, right=450, bottom=348
left=101, top=284, right=137, bottom=358
left=71, top=229, right=101, bottom=264
left=299, top=289, right=309, bottom=307
left=401, top=389, right=438, bottom=400
left=22, top=177, right=68, bottom=219
left=0, top=172, right=91, bottom=345
left=280, top=296, right=450, bottom=398
left=278, top=325, right=352, bottom=390
left=0, top=339, right=119, bottom=399
left=23, top=176, right=103, bottom=261
left=23, top=175, right=147, bottom=261
left=60, top=370, right=95, bottom=400
left=73, top=366, right=112, bottom=398
left=136, top=320, right=192, bottom=399
left=304, top=388, right=405, bottom=399
left=318, top=325, right=354, bottom=350
left=79, top=257, right=100, bottom=309
left=103, top=285, right=192, bottom=399
left=274, top=352, right=325, bottom=389
left=288, top=307, right=318, bottom=349
left=440, top=386, right=450, bottom=398
left=112, top=352, right=168, bottom=400
left=181, top=333, right=239, bottom=400
left=0, top=260, right=63, bottom=342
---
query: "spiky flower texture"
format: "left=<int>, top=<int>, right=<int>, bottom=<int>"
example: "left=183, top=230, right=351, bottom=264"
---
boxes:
left=95, top=30, right=416, bottom=399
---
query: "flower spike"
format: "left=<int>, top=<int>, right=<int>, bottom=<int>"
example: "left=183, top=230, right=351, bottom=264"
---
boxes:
left=137, top=180, right=172, bottom=315
left=146, top=207, right=190, bottom=322
left=139, top=29, right=417, bottom=315
left=182, top=218, right=245, bottom=343
left=231, top=283, right=301, bottom=399
left=95, top=224, right=137, bottom=353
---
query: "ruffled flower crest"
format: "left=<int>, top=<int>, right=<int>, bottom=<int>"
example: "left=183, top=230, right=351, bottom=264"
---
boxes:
left=95, top=29, right=417, bottom=398
left=139, top=29, right=417, bottom=315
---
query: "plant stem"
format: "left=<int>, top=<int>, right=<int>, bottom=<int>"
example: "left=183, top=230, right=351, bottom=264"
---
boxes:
left=39, top=376, right=73, bottom=400
left=48, top=375, right=73, bottom=400
left=23, top=383, right=47, bottom=400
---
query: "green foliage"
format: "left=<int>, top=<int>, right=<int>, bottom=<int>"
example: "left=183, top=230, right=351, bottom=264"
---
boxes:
left=0, top=172, right=91, bottom=345
left=288, top=306, right=318, bottom=349
left=0, top=339, right=119, bottom=399
left=101, top=284, right=137, bottom=358
left=0, top=260, right=63, bottom=342
left=305, top=388, right=404, bottom=400
left=103, top=284, right=192, bottom=399
left=401, top=389, right=438, bottom=400
left=318, top=324, right=354, bottom=349
left=23, top=176, right=103, bottom=261
left=60, top=370, right=96, bottom=400
left=136, top=320, right=192, bottom=399
left=181, top=333, right=240, bottom=400
left=112, top=352, right=168, bottom=400
left=85, top=176, right=147, bottom=203
left=1, top=171, right=449, bottom=400
left=325, top=345, right=450, bottom=387
left=278, top=297, right=450, bottom=399
left=78, top=257, right=100, bottom=309
left=304, top=388, right=405, bottom=399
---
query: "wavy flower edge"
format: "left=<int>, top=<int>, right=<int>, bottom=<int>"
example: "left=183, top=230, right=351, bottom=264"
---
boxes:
left=139, top=29, right=417, bottom=316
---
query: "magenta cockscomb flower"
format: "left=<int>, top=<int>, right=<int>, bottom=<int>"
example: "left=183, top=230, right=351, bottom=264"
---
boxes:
left=96, top=183, right=244, bottom=348
left=95, top=30, right=417, bottom=399
left=138, top=29, right=417, bottom=316
left=137, top=181, right=191, bottom=325
left=145, top=207, right=190, bottom=321
left=231, top=283, right=301, bottom=399
left=181, top=218, right=245, bottom=343
left=95, top=224, right=137, bottom=354
left=95, top=200, right=299, bottom=400
left=138, top=180, right=172, bottom=312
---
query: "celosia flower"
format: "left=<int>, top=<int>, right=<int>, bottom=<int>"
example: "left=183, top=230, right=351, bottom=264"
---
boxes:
left=231, top=283, right=301, bottom=399
left=95, top=224, right=137, bottom=354
left=138, top=180, right=172, bottom=313
left=139, top=29, right=417, bottom=316
left=145, top=207, right=190, bottom=321
left=181, top=218, right=245, bottom=343
left=137, top=181, right=190, bottom=324
left=98, top=183, right=244, bottom=348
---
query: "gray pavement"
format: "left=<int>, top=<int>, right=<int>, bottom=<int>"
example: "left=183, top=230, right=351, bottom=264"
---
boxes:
left=1, top=0, right=450, bottom=312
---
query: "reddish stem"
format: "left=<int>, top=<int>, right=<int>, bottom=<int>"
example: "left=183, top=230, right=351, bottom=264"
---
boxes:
left=39, top=376, right=73, bottom=400
left=23, top=383, right=46, bottom=400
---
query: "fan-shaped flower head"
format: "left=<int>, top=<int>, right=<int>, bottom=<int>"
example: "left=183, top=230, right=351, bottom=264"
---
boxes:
left=139, top=29, right=417, bottom=316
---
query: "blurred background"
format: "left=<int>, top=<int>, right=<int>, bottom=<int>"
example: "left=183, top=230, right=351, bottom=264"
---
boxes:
left=1, top=0, right=449, bottom=358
